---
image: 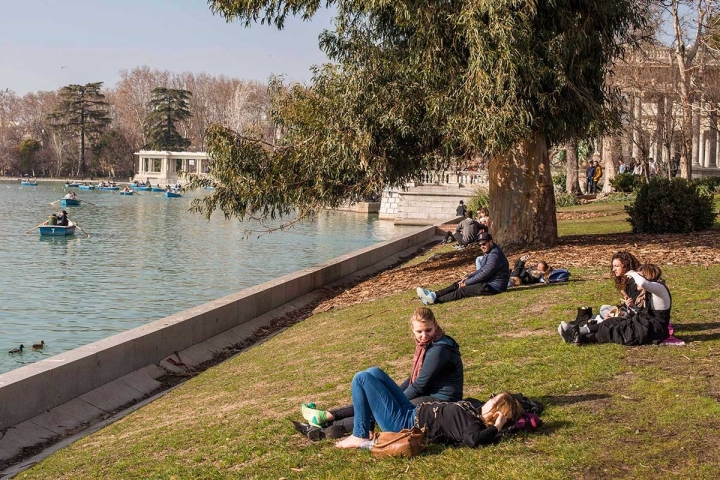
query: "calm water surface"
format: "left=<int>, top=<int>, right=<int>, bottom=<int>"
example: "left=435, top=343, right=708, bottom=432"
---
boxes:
left=0, top=180, right=411, bottom=374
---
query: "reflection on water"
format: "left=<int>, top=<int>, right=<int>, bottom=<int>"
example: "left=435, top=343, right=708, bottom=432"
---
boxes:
left=0, top=181, right=411, bottom=374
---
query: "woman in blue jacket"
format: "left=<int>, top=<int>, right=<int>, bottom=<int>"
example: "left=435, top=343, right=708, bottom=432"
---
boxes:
left=298, top=307, right=463, bottom=438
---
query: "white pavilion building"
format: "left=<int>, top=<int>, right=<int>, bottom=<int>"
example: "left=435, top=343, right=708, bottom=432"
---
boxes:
left=132, top=150, right=209, bottom=185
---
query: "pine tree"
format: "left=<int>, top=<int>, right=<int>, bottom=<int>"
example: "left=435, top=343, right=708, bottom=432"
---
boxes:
left=47, top=82, right=111, bottom=177
left=144, top=87, right=192, bottom=151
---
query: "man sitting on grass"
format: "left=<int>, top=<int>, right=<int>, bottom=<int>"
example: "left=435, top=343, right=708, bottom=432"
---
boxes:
left=417, top=232, right=509, bottom=304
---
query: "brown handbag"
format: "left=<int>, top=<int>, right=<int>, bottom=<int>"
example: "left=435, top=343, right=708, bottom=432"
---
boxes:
left=371, top=427, right=426, bottom=458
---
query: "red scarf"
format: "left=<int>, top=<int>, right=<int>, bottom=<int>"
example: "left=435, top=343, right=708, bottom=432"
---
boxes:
left=410, top=326, right=445, bottom=384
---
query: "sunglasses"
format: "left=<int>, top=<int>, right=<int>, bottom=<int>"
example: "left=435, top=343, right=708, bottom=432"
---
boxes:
left=479, top=242, right=488, bottom=246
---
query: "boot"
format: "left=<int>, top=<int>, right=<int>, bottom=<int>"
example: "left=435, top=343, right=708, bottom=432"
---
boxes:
left=575, top=306, right=593, bottom=323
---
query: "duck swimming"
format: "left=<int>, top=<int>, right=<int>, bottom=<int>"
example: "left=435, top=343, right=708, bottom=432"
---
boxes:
left=32, top=341, right=45, bottom=350
left=9, top=345, right=24, bottom=354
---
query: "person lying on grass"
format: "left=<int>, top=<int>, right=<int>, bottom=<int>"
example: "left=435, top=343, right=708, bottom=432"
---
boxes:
left=559, top=263, right=672, bottom=346
left=298, top=307, right=463, bottom=439
left=506, top=254, right=570, bottom=287
left=332, top=366, right=523, bottom=449
left=416, top=232, right=509, bottom=305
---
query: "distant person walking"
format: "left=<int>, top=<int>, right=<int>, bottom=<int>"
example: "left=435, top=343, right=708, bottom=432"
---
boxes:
left=592, top=159, right=603, bottom=193
left=456, top=200, right=466, bottom=217
left=618, top=158, right=627, bottom=174
left=585, top=162, right=596, bottom=194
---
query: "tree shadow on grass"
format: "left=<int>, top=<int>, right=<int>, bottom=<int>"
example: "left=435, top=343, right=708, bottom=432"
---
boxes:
left=672, top=322, right=720, bottom=343
left=674, top=332, right=720, bottom=343
left=541, top=394, right=610, bottom=407
left=674, top=322, right=720, bottom=332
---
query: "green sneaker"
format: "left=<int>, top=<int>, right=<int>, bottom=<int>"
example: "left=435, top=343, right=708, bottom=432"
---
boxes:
left=302, top=403, right=328, bottom=427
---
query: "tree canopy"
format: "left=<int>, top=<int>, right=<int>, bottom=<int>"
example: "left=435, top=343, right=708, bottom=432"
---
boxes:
left=145, top=87, right=192, bottom=151
left=47, top=82, right=111, bottom=176
left=192, top=0, right=647, bottom=246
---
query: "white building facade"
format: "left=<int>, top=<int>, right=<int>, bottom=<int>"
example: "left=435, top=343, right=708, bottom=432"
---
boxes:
left=132, top=150, right=209, bottom=185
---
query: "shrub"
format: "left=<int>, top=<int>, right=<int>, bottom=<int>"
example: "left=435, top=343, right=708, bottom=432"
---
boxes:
left=693, top=176, right=720, bottom=195
left=609, top=172, right=639, bottom=193
left=625, top=177, right=716, bottom=233
left=555, top=192, right=581, bottom=207
left=552, top=173, right=567, bottom=192
left=467, top=186, right=489, bottom=213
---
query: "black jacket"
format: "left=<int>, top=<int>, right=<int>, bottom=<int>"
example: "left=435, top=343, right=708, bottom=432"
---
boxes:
left=399, top=335, right=463, bottom=402
left=415, top=401, right=499, bottom=447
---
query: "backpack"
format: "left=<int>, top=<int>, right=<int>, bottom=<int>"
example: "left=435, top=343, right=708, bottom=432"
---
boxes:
left=547, top=269, right=570, bottom=283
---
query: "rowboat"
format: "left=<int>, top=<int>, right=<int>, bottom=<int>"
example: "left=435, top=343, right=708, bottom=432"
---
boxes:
left=65, top=182, right=81, bottom=188
left=151, top=187, right=165, bottom=192
left=119, top=191, right=134, bottom=195
left=99, top=186, right=120, bottom=191
left=21, top=181, right=38, bottom=186
left=132, top=186, right=152, bottom=191
left=39, top=221, right=76, bottom=237
left=60, top=198, right=82, bottom=206
left=165, top=191, right=182, bottom=198
left=78, top=185, right=95, bottom=190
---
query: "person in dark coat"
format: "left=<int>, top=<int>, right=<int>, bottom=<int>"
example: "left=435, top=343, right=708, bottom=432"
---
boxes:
left=57, top=210, right=69, bottom=226
left=417, top=232, right=509, bottom=304
left=333, top=366, right=524, bottom=449
left=297, top=307, right=463, bottom=439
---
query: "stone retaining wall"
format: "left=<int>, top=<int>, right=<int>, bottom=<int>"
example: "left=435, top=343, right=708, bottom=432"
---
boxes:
left=0, top=224, right=441, bottom=461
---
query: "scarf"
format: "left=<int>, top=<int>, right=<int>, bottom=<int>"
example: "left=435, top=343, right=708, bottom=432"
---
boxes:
left=410, top=326, right=445, bottom=384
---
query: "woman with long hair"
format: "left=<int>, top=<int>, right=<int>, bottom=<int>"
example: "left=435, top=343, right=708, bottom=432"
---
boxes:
left=601, top=250, right=641, bottom=319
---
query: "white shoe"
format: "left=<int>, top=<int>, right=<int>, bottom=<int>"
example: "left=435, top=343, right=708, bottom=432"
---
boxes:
left=416, top=287, right=435, bottom=305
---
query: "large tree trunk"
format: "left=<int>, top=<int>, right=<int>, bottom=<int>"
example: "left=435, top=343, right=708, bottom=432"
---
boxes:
left=601, top=136, right=618, bottom=193
left=489, top=135, right=557, bottom=249
left=565, top=140, right=581, bottom=194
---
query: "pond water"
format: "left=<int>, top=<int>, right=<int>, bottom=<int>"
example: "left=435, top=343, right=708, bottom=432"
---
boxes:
left=0, top=180, right=411, bottom=374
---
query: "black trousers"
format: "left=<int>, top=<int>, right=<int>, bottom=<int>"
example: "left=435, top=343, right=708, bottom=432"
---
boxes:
left=435, top=281, right=496, bottom=303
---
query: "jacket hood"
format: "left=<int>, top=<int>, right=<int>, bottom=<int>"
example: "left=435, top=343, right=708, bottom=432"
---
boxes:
left=433, top=334, right=461, bottom=355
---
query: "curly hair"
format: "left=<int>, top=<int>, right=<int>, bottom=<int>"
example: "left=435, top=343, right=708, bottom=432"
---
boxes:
left=611, top=251, right=640, bottom=291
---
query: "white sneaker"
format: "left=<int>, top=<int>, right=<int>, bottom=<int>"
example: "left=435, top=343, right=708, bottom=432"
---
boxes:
left=416, top=287, right=435, bottom=305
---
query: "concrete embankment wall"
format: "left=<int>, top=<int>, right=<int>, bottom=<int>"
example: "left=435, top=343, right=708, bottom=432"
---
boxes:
left=0, top=225, right=440, bottom=440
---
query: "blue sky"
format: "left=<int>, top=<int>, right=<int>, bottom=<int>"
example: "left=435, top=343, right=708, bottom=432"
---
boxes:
left=0, top=0, right=334, bottom=94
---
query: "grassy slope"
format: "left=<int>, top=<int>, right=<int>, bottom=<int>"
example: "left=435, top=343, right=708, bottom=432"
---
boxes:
left=17, top=204, right=720, bottom=480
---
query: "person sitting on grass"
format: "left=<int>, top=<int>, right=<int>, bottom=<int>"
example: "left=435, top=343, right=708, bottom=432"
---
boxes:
left=444, top=211, right=482, bottom=246
left=559, top=264, right=671, bottom=346
left=476, top=207, right=489, bottom=226
left=331, top=366, right=523, bottom=449
left=417, top=232, right=509, bottom=305
left=296, top=307, right=463, bottom=440
left=598, top=250, right=641, bottom=320
left=507, top=254, right=570, bottom=287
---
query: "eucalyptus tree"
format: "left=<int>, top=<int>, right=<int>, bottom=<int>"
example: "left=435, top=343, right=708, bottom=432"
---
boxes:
left=144, top=87, right=192, bottom=151
left=195, top=0, right=647, bottom=248
left=47, top=82, right=111, bottom=176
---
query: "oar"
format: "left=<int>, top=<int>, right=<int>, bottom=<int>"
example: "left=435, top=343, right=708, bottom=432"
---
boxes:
left=73, top=222, right=91, bottom=238
left=81, top=199, right=98, bottom=206
left=50, top=200, right=61, bottom=205
left=25, top=221, right=47, bottom=234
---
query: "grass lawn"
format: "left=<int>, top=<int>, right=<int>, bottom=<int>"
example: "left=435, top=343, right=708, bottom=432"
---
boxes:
left=16, top=205, right=720, bottom=480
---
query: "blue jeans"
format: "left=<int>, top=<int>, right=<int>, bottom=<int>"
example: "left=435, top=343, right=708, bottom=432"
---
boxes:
left=351, top=367, right=417, bottom=438
left=585, top=177, right=594, bottom=193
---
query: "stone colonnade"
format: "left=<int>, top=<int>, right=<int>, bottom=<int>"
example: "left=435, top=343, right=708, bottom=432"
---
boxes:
left=614, top=94, right=719, bottom=176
